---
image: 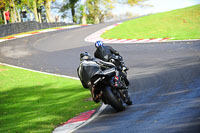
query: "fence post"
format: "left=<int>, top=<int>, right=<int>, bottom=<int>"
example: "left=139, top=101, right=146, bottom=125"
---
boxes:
left=3, top=11, right=7, bottom=24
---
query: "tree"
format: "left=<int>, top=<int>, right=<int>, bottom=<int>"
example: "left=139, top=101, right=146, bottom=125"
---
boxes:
left=120, top=0, right=150, bottom=7
left=60, top=0, right=79, bottom=23
left=15, top=0, right=39, bottom=22
left=31, top=0, right=56, bottom=23
left=44, top=0, right=52, bottom=22
left=0, top=0, right=57, bottom=24
left=76, top=4, right=87, bottom=24
left=126, top=0, right=145, bottom=6
left=85, top=0, right=115, bottom=24
left=0, top=0, right=6, bottom=21
left=22, top=0, right=55, bottom=23
left=33, top=0, right=39, bottom=22
left=59, top=0, right=148, bottom=24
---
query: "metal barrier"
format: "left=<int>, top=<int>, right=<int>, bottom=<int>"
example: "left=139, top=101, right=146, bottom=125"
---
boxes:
left=0, top=21, right=71, bottom=37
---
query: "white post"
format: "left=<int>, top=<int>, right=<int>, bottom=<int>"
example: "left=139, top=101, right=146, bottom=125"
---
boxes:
left=38, top=13, right=42, bottom=23
left=3, top=11, right=7, bottom=24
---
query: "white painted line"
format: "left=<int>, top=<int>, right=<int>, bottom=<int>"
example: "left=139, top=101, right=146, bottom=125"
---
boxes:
left=103, top=39, right=118, bottom=43
left=67, top=25, right=81, bottom=28
left=53, top=121, right=85, bottom=133
left=123, top=39, right=137, bottom=43
left=151, top=38, right=162, bottom=42
left=58, top=27, right=68, bottom=29
left=15, top=34, right=32, bottom=38
left=39, top=29, right=57, bottom=33
left=165, top=39, right=200, bottom=42
left=0, top=62, right=79, bottom=80
left=117, top=39, right=128, bottom=42
left=136, top=39, right=150, bottom=43
left=0, top=39, right=6, bottom=42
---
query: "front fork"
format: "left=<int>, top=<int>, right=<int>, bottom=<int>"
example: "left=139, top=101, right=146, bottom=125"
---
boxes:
left=111, top=74, right=129, bottom=103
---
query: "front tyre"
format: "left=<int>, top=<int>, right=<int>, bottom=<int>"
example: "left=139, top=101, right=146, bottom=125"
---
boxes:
left=121, top=71, right=129, bottom=86
left=103, top=86, right=125, bottom=112
left=124, top=76, right=129, bottom=86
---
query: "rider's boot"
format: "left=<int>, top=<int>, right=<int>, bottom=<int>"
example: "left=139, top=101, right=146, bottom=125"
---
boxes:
left=91, top=86, right=100, bottom=103
left=126, top=97, right=132, bottom=105
left=123, top=89, right=132, bottom=105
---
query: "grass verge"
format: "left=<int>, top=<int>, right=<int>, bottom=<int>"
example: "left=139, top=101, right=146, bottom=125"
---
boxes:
left=101, top=4, right=200, bottom=40
left=0, top=65, right=99, bottom=133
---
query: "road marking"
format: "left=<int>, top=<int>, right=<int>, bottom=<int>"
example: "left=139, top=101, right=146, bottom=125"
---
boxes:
left=0, top=62, right=79, bottom=80
left=84, top=23, right=200, bottom=44
left=53, top=104, right=107, bottom=133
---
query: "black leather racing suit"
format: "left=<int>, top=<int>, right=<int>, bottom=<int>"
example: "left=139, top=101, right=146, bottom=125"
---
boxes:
left=94, top=45, right=127, bottom=71
left=94, top=46, right=119, bottom=61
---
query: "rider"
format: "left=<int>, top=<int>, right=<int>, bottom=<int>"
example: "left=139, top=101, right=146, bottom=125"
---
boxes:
left=77, top=52, right=132, bottom=104
left=94, top=40, right=129, bottom=71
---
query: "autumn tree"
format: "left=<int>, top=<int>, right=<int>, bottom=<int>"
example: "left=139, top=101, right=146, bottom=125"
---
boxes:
left=84, top=0, right=115, bottom=24
left=0, top=0, right=6, bottom=22
left=60, top=0, right=79, bottom=23
left=123, top=0, right=146, bottom=6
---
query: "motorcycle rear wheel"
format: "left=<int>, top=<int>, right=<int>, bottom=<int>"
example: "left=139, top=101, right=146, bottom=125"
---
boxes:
left=103, top=86, right=125, bottom=112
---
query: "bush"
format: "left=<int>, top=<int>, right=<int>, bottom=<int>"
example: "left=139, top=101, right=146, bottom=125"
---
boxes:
left=0, top=19, right=4, bottom=25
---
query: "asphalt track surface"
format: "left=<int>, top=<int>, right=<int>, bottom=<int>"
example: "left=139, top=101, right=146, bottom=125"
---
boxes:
left=0, top=20, right=200, bottom=133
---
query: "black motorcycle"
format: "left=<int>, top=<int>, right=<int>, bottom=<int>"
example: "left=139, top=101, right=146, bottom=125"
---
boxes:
left=90, top=67, right=132, bottom=112
left=109, top=55, right=129, bottom=86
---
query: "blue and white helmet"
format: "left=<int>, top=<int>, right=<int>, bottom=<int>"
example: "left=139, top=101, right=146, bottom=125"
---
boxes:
left=95, top=40, right=104, bottom=47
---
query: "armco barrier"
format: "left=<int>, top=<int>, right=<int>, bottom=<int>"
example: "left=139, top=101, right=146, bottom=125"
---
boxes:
left=0, top=21, right=71, bottom=37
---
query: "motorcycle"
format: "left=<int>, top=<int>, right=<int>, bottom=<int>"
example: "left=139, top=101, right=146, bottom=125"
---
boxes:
left=109, top=55, right=129, bottom=86
left=90, top=67, right=132, bottom=112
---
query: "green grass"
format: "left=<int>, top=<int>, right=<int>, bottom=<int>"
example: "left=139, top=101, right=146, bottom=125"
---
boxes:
left=0, top=65, right=99, bottom=133
left=101, top=4, right=200, bottom=40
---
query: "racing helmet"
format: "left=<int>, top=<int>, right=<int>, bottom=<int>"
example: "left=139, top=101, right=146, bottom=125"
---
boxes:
left=95, top=40, right=103, bottom=48
left=80, top=52, right=92, bottom=61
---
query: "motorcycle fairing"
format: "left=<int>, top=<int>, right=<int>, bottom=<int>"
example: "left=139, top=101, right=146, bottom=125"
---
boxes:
left=78, top=60, right=101, bottom=86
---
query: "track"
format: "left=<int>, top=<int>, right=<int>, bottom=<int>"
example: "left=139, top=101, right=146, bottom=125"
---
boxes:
left=0, top=20, right=200, bottom=133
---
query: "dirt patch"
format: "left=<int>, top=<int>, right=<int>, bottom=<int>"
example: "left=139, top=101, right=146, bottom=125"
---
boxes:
left=84, top=97, right=93, bottom=101
left=0, top=64, right=8, bottom=71
left=0, top=68, right=8, bottom=72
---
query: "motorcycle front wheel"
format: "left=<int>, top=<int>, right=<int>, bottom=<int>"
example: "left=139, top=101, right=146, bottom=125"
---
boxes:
left=103, top=86, right=125, bottom=112
left=124, top=76, right=129, bottom=86
left=120, top=71, right=129, bottom=86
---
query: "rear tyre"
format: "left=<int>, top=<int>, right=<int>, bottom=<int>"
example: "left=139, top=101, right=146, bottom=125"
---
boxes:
left=103, top=86, right=125, bottom=112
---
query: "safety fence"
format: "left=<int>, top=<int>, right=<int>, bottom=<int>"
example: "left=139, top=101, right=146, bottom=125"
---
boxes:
left=0, top=21, right=71, bottom=37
